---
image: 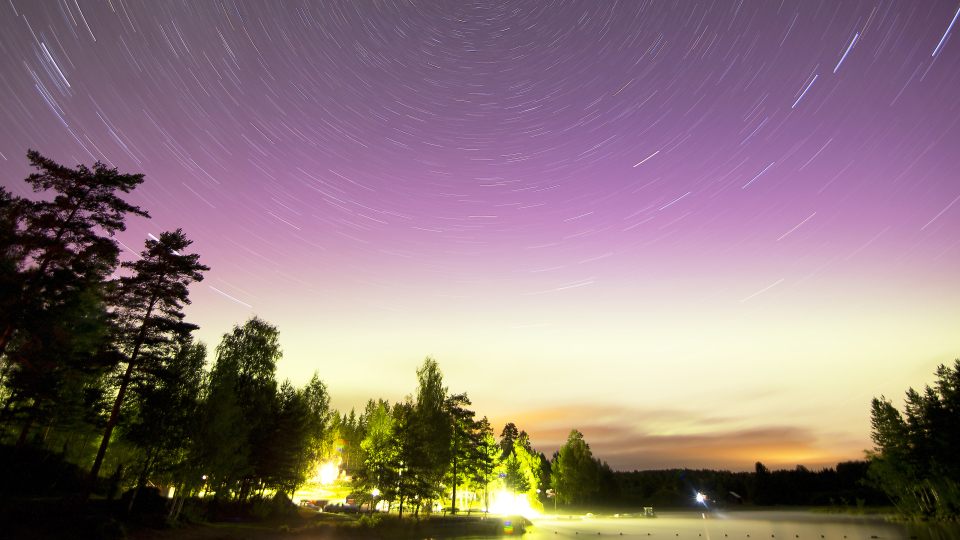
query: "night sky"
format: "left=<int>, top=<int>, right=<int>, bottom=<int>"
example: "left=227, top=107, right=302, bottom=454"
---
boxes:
left=2, top=0, right=959, bottom=472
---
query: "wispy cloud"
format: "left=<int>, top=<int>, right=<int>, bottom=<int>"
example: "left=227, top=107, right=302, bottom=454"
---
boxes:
left=502, top=404, right=864, bottom=472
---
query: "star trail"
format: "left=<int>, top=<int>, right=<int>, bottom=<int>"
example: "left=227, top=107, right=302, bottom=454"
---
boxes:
left=2, top=0, right=959, bottom=471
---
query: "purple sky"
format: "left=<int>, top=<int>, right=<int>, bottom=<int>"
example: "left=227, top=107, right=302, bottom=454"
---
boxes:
left=2, top=0, right=959, bottom=472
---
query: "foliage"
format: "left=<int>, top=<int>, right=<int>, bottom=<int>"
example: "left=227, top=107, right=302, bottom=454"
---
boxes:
left=1, top=150, right=148, bottom=358
left=120, top=338, right=206, bottom=492
left=353, top=399, right=397, bottom=506
left=866, top=359, right=960, bottom=520
left=445, top=392, right=480, bottom=513
left=470, top=420, right=499, bottom=509
left=552, top=429, right=600, bottom=505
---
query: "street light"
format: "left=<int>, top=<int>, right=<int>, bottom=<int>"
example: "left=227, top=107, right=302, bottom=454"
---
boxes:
left=372, top=488, right=380, bottom=514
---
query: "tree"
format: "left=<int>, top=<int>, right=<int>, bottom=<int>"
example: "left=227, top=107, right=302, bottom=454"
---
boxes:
left=297, top=372, right=332, bottom=485
left=866, top=359, right=960, bottom=519
left=3, top=275, right=116, bottom=448
left=469, top=418, right=499, bottom=512
left=411, top=357, right=451, bottom=511
left=120, top=338, right=206, bottom=510
left=391, top=399, right=425, bottom=517
left=354, top=399, right=397, bottom=510
left=445, top=392, right=478, bottom=513
left=0, top=151, right=149, bottom=358
left=86, top=229, right=207, bottom=498
left=0, top=152, right=148, bottom=449
left=552, top=429, right=599, bottom=505
left=194, top=355, right=248, bottom=499
left=206, top=316, right=282, bottom=500
left=499, top=422, right=519, bottom=456
left=500, top=428, right=543, bottom=513
left=753, top=461, right=770, bottom=505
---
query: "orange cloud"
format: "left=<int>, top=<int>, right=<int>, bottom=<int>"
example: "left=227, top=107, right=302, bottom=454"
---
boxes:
left=496, top=405, right=866, bottom=472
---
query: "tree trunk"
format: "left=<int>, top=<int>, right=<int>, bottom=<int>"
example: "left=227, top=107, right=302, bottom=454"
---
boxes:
left=451, top=447, right=458, bottom=514
left=40, top=414, right=56, bottom=448
left=84, top=358, right=137, bottom=500
left=15, top=398, right=40, bottom=449
left=63, top=424, right=77, bottom=457
left=128, top=444, right=159, bottom=512
left=83, top=289, right=162, bottom=501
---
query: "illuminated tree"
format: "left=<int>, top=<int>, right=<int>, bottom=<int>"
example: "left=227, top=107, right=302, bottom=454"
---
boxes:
left=469, top=418, right=499, bottom=512
left=411, top=357, right=451, bottom=512
left=445, top=392, right=478, bottom=513
left=354, top=399, right=397, bottom=509
left=500, top=428, right=543, bottom=512
left=391, top=399, right=427, bottom=517
left=296, top=372, right=332, bottom=485
left=500, top=422, right=519, bottom=455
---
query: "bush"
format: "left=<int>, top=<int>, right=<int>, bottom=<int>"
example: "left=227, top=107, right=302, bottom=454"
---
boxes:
left=0, top=444, right=86, bottom=496
left=250, top=498, right=272, bottom=520
left=177, top=498, right=207, bottom=524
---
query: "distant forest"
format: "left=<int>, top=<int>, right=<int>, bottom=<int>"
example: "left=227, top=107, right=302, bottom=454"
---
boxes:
left=604, top=461, right=884, bottom=508
left=0, top=152, right=956, bottom=523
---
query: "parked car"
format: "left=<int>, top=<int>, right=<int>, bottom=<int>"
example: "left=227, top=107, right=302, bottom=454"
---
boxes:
left=323, top=502, right=360, bottom=514
left=299, top=499, right=321, bottom=511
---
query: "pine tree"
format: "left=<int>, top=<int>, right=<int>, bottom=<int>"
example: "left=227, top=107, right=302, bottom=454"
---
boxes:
left=85, top=229, right=207, bottom=499
left=0, top=151, right=149, bottom=358
left=867, top=359, right=960, bottom=519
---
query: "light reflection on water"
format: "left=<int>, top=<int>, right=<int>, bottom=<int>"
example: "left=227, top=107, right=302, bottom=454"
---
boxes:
left=526, top=511, right=960, bottom=540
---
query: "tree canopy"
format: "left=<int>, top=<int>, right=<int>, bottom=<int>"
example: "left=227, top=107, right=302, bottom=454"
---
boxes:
left=867, top=359, right=960, bottom=520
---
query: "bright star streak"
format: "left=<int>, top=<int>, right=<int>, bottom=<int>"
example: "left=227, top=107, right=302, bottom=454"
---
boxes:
left=633, top=150, right=659, bottom=167
left=210, top=286, right=252, bottom=307
left=932, top=5, right=960, bottom=56
left=834, top=33, right=858, bottom=73
left=792, top=74, right=817, bottom=108
left=659, top=192, right=690, bottom=210
left=743, top=162, right=775, bottom=189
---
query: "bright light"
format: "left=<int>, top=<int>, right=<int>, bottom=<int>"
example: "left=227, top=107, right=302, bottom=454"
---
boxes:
left=372, top=488, right=380, bottom=497
left=311, top=459, right=341, bottom=485
left=696, top=492, right=705, bottom=504
left=488, top=490, right=542, bottom=520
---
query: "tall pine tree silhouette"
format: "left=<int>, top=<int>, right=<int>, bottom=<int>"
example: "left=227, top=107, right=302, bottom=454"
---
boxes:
left=85, top=229, right=208, bottom=500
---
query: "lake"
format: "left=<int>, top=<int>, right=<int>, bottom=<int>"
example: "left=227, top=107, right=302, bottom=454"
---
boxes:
left=526, top=511, right=960, bottom=540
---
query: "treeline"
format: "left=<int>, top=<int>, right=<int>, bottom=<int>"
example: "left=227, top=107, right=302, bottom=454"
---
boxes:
left=607, top=461, right=884, bottom=508
left=323, top=357, right=552, bottom=517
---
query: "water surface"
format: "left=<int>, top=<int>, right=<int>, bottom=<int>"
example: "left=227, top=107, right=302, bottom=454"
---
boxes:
left=527, top=511, right=959, bottom=540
